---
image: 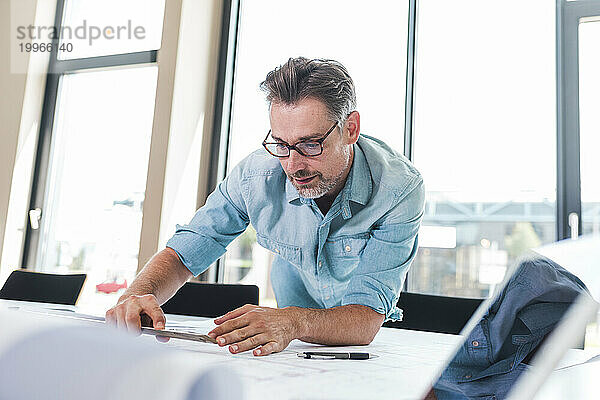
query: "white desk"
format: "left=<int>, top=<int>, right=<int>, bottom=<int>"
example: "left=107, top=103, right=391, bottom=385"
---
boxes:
left=159, top=314, right=462, bottom=400
left=1, top=300, right=461, bottom=400
left=532, top=357, right=600, bottom=400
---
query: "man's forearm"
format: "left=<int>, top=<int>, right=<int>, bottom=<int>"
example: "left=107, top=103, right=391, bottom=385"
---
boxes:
left=292, top=304, right=385, bottom=346
left=119, top=247, right=192, bottom=304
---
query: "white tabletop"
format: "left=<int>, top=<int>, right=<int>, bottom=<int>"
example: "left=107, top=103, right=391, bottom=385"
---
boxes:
left=1, top=300, right=461, bottom=400
left=147, top=313, right=461, bottom=400
left=532, top=357, right=600, bottom=400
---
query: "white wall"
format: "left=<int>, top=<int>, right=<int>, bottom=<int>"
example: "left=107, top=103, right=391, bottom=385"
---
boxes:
left=0, top=0, right=56, bottom=282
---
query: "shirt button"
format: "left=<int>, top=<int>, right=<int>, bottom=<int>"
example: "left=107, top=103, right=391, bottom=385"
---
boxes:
left=318, top=261, right=322, bottom=267
left=325, top=296, right=330, bottom=300
left=464, top=374, right=471, bottom=379
left=472, top=340, right=479, bottom=347
left=345, top=245, right=351, bottom=252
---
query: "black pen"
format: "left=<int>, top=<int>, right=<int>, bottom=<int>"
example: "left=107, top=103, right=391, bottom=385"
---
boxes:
left=296, top=351, right=371, bottom=360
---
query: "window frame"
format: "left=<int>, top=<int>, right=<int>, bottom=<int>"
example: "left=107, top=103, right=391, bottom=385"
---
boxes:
left=21, top=0, right=159, bottom=268
left=196, top=0, right=240, bottom=283
left=556, top=0, right=600, bottom=240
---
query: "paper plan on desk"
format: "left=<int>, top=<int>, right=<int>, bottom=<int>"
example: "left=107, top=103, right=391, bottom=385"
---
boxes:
left=165, top=324, right=461, bottom=400
left=1, top=299, right=460, bottom=399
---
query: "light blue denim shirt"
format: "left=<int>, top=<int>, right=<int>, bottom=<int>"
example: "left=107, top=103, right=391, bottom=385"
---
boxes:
left=166, top=134, right=425, bottom=321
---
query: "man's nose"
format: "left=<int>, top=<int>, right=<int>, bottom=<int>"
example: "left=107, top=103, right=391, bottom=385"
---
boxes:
left=284, top=148, right=307, bottom=173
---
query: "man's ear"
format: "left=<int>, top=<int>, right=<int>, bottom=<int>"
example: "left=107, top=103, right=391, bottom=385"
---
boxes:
left=344, top=111, right=360, bottom=145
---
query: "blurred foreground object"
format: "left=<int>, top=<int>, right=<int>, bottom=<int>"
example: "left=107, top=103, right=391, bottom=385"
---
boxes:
left=0, top=308, right=243, bottom=400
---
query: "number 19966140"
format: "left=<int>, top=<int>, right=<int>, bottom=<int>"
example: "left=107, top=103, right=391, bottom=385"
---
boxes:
left=19, top=42, right=73, bottom=53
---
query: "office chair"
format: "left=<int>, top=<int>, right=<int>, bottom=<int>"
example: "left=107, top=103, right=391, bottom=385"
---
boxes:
left=0, top=269, right=87, bottom=305
left=383, top=292, right=483, bottom=335
left=161, top=282, right=259, bottom=318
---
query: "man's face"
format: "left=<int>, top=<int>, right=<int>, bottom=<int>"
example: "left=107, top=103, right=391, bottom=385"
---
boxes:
left=269, top=98, right=353, bottom=199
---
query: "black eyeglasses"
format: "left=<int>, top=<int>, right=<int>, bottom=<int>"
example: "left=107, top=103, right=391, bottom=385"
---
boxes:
left=262, top=122, right=338, bottom=158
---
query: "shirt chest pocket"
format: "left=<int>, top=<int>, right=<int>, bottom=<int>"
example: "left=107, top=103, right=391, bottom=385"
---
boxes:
left=323, top=235, right=369, bottom=280
left=256, top=233, right=302, bottom=268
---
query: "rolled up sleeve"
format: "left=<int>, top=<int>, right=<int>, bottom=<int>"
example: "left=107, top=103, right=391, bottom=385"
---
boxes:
left=341, top=178, right=425, bottom=321
left=166, top=162, right=250, bottom=276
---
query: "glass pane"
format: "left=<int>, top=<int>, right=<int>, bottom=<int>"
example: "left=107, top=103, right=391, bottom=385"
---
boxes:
left=579, top=19, right=600, bottom=237
left=38, top=66, right=158, bottom=311
left=408, top=0, right=557, bottom=297
left=58, top=0, right=165, bottom=60
left=222, top=0, right=410, bottom=305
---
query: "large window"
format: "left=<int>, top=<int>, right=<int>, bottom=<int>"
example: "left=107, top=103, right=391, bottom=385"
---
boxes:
left=407, top=0, right=557, bottom=297
left=214, top=0, right=591, bottom=303
left=220, top=0, right=410, bottom=305
left=23, top=0, right=165, bottom=310
left=37, top=67, right=158, bottom=294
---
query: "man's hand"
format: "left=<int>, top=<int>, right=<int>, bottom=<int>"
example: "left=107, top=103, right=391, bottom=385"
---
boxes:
left=208, top=305, right=304, bottom=356
left=104, top=248, right=192, bottom=341
left=105, top=294, right=167, bottom=338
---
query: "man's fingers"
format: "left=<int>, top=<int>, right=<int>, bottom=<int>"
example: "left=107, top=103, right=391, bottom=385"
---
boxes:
left=155, top=335, right=171, bottom=343
left=114, top=306, right=127, bottom=331
left=215, top=325, right=257, bottom=347
left=139, top=297, right=166, bottom=329
left=105, top=309, right=116, bottom=327
left=125, top=304, right=144, bottom=334
left=254, top=341, right=279, bottom=356
left=214, top=304, right=255, bottom=325
left=228, top=333, right=267, bottom=354
left=106, top=294, right=165, bottom=335
left=209, top=315, right=250, bottom=340
left=122, top=298, right=145, bottom=334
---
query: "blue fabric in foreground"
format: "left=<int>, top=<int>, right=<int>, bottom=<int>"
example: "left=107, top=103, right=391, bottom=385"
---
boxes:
left=433, top=256, right=591, bottom=400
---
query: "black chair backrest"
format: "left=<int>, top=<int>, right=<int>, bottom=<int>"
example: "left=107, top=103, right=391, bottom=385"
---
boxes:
left=161, top=282, right=259, bottom=318
left=0, top=269, right=87, bottom=305
left=383, top=292, right=484, bottom=335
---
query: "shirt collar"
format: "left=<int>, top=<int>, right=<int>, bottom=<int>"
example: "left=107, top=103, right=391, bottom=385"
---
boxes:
left=284, top=143, right=372, bottom=208
left=344, top=143, right=372, bottom=206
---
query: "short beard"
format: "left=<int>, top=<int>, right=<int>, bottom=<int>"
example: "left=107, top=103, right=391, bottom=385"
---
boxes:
left=289, top=145, right=351, bottom=199
left=295, top=172, right=340, bottom=199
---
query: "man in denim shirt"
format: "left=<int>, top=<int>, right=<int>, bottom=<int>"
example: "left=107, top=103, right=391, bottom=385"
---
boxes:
left=107, top=57, right=425, bottom=356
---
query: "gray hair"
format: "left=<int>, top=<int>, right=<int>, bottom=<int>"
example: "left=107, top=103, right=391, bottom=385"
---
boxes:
left=260, top=57, right=357, bottom=125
